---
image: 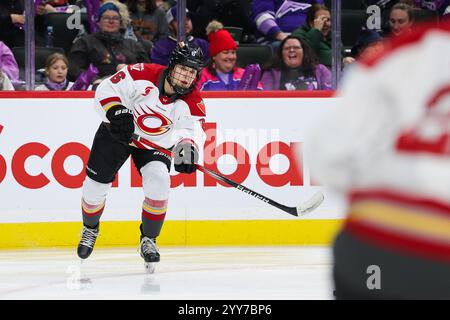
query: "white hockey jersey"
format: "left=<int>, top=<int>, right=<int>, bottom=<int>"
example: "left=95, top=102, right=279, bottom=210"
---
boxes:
left=308, top=21, right=450, bottom=259
left=94, top=63, right=206, bottom=151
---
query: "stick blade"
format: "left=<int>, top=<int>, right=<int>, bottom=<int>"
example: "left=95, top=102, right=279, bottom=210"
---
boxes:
left=296, top=191, right=324, bottom=216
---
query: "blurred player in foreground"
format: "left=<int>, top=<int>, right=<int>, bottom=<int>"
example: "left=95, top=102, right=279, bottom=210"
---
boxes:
left=77, top=42, right=206, bottom=272
left=308, top=20, right=450, bottom=299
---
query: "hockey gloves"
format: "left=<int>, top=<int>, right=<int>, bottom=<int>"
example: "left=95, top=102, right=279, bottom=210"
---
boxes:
left=174, top=142, right=199, bottom=174
left=106, top=105, right=135, bottom=144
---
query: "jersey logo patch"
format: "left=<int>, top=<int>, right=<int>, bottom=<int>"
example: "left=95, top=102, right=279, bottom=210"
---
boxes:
left=134, top=104, right=173, bottom=136
left=142, top=86, right=154, bottom=96
left=196, top=100, right=206, bottom=115
left=160, top=96, right=171, bottom=105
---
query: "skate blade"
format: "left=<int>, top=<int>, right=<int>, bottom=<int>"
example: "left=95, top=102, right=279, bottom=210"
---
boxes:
left=144, top=262, right=155, bottom=274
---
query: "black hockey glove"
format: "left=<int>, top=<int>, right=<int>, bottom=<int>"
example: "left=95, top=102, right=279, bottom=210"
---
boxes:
left=106, top=105, right=134, bottom=144
left=173, top=142, right=199, bottom=174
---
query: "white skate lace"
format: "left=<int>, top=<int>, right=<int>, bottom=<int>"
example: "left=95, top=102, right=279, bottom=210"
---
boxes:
left=79, top=226, right=98, bottom=248
left=140, top=237, right=158, bottom=256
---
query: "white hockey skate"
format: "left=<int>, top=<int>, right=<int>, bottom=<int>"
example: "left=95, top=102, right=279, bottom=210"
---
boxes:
left=139, top=236, right=160, bottom=274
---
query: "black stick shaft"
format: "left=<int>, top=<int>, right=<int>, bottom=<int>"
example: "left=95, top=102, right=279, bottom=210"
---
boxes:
left=132, top=134, right=298, bottom=217
left=197, top=166, right=298, bottom=216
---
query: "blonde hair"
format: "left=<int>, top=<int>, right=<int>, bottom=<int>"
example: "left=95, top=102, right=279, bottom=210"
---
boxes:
left=103, top=0, right=131, bottom=29
left=391, top=3, right=414, bottom=22
left=206, top=20, right=224, bottom=36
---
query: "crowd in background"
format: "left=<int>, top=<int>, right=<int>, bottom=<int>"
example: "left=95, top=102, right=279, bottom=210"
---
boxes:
left=0, top=0, right=448, bottom=91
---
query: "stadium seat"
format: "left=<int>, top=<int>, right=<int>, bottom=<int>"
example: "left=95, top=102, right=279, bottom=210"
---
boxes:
left=12, top=46, right=65, bottom=80
left=236, top=44, right=273, bottom=69
left=46, top=12, right=89, bottom=55
left=341, top=10, right=367, bottom=49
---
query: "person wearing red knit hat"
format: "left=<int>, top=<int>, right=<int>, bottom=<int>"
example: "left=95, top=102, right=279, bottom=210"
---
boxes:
left=196, top=20, right=262, bottom=91
left=207, top=21, right=238, bottom=57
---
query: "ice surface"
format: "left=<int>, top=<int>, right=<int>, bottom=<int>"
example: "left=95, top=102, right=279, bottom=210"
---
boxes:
left=0, top=246, right=333, bottom=300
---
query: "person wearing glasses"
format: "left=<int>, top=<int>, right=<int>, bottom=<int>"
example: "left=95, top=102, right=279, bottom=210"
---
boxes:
left=68, top=2, right=149, bottom=82
left=260, top=35, right=331, bottom=90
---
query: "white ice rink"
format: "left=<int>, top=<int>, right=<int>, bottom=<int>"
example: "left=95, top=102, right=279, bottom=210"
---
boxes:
left=0, top=246, right=333, bottom=300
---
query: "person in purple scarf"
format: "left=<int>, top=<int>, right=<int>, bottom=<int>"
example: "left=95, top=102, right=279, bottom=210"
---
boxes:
left=260, top=35, right=331, bottom=90
left=150, top=6, right=209, bottom=66
left=35, top=53, right=74, bottom=90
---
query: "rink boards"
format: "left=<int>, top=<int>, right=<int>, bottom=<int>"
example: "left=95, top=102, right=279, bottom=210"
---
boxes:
left=0, top=91, right=345, bottom=248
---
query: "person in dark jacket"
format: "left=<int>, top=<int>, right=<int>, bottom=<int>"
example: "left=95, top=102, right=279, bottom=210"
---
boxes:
left=150, top=5, right=208, bottom=66
left=68, top=2, right=149, bottom=81
left=0, top=0, right=47, bottom=48
left=127, top=0, right=170, bottom=53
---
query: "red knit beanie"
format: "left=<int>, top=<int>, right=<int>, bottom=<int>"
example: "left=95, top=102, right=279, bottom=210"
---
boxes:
left=206, top=20, right=237, bottom=57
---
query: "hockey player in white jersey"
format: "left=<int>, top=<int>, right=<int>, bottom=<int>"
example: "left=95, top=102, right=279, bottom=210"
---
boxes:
left=308, top=20, right=450, bottom=299
left=77, top=42, right=206, bottom=272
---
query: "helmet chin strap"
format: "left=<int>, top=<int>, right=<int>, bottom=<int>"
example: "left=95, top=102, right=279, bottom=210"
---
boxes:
left=164, top=75, right=176, bottom=96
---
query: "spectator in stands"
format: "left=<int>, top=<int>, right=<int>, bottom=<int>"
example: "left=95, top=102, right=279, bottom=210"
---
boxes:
left=74, top=0, right=137, bottom=42
left=127, top=0, right=170, bottom=52
left=104, top=0, right=138, bottom=41
left=35, top=53, right=75, bottom=90
left=196, top=20, right=263, bottom=91
left=388, top=3, right=414, bottom=37
left=291, top=4, right=332, bottom=69
left=251, top=0, right=324, bottom=47
left=261, top=35, right=331, bottom=90
left=364, top=1, right=446, bottom=35
left=0, top=71, right=14, bottom=91
left=351, top=29, right=385, bottom=62
left=151, top=5, right=208, bottom=66
left=68, top=2, right=149, bottom=81
left=0, top=41, right=19, bottom=82
left=0, top=0, right=47, bottom=48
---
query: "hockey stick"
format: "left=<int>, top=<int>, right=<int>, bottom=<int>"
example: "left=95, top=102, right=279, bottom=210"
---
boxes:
left=131, top=134, right=324, bottom=217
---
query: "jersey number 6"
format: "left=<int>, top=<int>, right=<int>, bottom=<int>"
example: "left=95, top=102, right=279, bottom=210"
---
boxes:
left=110, top=71, right=126, bottom=84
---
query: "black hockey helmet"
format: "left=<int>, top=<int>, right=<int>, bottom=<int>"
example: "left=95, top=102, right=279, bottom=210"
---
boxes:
left=167, top=42, right=205, bottom=95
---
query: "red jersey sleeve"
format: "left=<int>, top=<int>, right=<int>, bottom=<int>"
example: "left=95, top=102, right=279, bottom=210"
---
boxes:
left=127, top=63, right=166, bottom=84
left=181, top=90, right=206, bottom=117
